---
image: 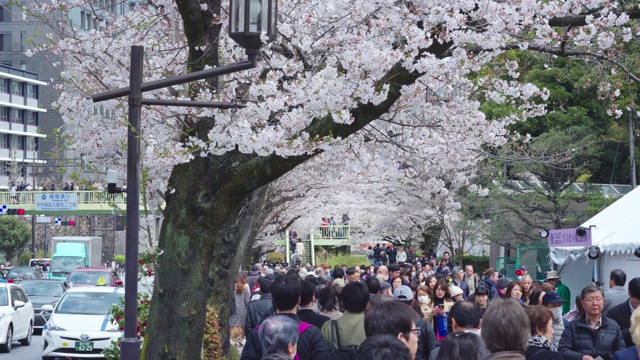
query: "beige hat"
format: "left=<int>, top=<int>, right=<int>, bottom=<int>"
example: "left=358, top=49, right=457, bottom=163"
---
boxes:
left=450, top=286, right=464, bottom=298
left=545, top=270, right=560, bottom=280
left=333, top=278, right=345, bottom=288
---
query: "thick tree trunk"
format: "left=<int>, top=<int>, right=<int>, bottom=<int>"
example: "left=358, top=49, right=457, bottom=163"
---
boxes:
left=143, top=153, right=268, bottom=359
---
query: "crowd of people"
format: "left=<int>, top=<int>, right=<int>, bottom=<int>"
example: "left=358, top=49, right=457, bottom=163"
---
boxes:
left=229, top=254, right=640, bottom=360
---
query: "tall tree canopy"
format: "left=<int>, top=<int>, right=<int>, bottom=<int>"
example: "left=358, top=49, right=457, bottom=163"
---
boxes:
left=26, top=0, right=640, bottom=358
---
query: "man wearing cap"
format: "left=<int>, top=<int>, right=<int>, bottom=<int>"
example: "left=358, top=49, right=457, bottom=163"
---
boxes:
left=248, top=265, right=261, bottom=292
left=546, top=270, right=571, bottom=314
left=441, top=268, right=452, bottom=284
left=449, top=286, right=464, bottom=302
left=393, top=285, right=437, bottom=360
left=496, top=278, right=511, bottom=298
left=517, top=265, right=528, bottom=281
left=378, top=281, right=393, bottom=302
left=542, top=291, right=566, bottom=347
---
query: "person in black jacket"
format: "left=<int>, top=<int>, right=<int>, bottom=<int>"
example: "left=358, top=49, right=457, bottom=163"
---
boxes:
left=524, top=305, right=563, bottom=360
left=245, top=276, right=275, bottom=332
left=558, top=284, right=625, bottom=360
left=241, top=275, right=331, bottom=360
left=297, top=279, right=330, bottom=328
left=607, top=277, right=640, bottom=348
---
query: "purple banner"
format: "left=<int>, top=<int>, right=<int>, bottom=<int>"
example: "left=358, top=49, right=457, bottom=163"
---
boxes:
left=548, top=228, right=592, bottom=247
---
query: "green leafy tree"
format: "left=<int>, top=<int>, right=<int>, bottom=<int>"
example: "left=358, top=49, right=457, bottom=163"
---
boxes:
left=478, top=126, right=611, bottom=243
left=0, top=217, right=31, bottom=263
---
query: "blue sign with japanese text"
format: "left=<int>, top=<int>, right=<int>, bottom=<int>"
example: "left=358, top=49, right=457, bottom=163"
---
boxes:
left=35, top=193, right=78, bottom=211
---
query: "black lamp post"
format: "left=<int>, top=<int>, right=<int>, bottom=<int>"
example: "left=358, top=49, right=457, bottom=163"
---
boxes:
left=93, top=1, right=277, bottom=359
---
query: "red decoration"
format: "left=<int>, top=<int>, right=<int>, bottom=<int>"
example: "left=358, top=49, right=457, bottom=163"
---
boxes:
left=515, top=269, right=522, bottom=276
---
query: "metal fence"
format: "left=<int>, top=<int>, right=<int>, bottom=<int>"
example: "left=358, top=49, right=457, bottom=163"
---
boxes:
left=496, top=243, right=550, bottom=281
left=516, top=242, right=550, bottom=281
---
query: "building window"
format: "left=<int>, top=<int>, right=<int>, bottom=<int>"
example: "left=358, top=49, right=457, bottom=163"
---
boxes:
left=0, top=78, right=6, bottom=93
left=25, top=111, right=36, bottom=125
left=11, top=135, right=23, bottom=150
left=26, top=84, right=37, bottom=98
left=12, top=109, right=22, bottom=124
left=80, top=10, right=86, bottom=29
left=0, top=107, right=6, bottom=122
left=20, top=61, right=26, bottom=70
left=25, top=136, right=34, bottom=151
left=0, top=4, right=10, bottom=22
left=0, top=33, right=9, bottom=51
left=11, top=81, right=23, bottom=96
left=0, top=134, right=7, bottom=148
left=20, top=33, right=25, bottom=50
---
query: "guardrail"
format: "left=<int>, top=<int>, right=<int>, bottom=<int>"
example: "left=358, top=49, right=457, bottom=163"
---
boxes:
left=0, top=191, right=127, bottom=205
left=0, top=191, right=139, bottom=215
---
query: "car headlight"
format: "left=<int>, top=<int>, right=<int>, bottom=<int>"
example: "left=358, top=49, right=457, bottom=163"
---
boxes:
left=45, top=318, right=65, bottom=337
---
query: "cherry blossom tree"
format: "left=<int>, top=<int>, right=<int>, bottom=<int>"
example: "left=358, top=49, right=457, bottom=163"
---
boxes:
left=25, top=0, right=640, bottom=357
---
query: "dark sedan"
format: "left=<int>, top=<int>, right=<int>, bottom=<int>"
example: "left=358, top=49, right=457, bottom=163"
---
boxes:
left=5, top=266, right=44, bottom=284
left=19, top=279, right=69, bottom=333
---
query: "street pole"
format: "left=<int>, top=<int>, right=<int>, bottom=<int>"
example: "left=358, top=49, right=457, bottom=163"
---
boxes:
left=629, top=110, right=636, bottom=189
left=31, top=215, right=36, bottom=258
left=120, top=45, right=143, bottom=360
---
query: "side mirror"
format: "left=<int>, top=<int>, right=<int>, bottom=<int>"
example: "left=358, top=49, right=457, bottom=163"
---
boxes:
left=13, top=300, right=25, bottom=309
left=41, top=304, right=54, bottom=312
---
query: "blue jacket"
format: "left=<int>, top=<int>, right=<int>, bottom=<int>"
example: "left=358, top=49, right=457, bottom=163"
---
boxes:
left=558, top=315, right=625, bottom=360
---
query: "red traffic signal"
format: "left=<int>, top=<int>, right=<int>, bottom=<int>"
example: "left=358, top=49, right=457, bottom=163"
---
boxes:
left=6, top=208, right=25, bottom=215
left=61, top=220, right=75, bottom=226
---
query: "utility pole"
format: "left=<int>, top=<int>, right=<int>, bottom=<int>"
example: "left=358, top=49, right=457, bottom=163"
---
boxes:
left=629, top=110, right=637, bottom=189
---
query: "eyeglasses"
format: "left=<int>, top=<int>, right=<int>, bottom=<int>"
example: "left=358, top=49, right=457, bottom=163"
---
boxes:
left=582, top=297, right=604, bottom=304
left=408, top=328, right=422, bottom=337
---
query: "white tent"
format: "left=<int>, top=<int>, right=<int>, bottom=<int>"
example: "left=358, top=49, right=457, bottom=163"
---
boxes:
left=550, top=186, right=640, bottom=303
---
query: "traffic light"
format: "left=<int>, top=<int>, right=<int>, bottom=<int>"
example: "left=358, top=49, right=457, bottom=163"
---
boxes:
left=61, top=220, right=75, bottom=226
left=6, top=208, right=25, bottom=215
left=115, top=215, right=126, bottom=230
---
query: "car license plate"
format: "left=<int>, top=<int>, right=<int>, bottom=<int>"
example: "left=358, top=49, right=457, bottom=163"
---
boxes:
left=75, top=341, right=94, bottom=352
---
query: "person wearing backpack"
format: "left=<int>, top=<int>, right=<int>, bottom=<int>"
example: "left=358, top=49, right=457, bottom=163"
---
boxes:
left=241, top=275, right=331, bottom=360
left=321, top=281, right=369, bottom=359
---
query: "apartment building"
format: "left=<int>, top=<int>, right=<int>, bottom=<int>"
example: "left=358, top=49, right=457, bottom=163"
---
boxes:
left=0, top=64, right=45, bottom=185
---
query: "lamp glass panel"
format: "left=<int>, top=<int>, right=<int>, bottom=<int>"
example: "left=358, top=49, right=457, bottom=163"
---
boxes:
left=249, top=0, right=262, bottom=32
left=269, top=0, right=276, bottom=35
left=231, top=0, right=244, bottom=33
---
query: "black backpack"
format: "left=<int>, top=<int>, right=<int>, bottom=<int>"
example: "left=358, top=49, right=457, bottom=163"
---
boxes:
left=329, top=320, right=358, bottom=360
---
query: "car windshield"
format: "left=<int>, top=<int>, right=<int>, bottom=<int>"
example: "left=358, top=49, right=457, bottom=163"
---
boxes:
left=0, top=289, right=7, bottom=306
left=7, top=268, right=33, bottom=278
left=68, top=271, right=112, bottom=286
left=56, top=292, right=122, bottom=315
left=21, top=282, right=63, bottom=297
left=50, top=258, right=84, bottom=273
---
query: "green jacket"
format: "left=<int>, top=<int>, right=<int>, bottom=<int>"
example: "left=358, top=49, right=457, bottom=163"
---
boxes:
left=556, top=281, right=571, bottom=314
left=321, top=311, right=366, bottom=349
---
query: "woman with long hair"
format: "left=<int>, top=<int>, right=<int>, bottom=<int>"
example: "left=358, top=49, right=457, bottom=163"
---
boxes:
left=391, top=275, right=403, bottom=292
left=426, top=275, right=438, bottom=292
left=317, top=285, right=343, bottom=320
left=417, top=285, right=435, bottom=323
left=229, top=272, right=250, bottom=346
left=432, top=280, right=454, bottom=341
left=506, top=281, right=526, bottom=306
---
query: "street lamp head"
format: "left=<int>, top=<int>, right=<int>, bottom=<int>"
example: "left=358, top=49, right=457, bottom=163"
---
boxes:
left=229, top=0, right=277, bottom=53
